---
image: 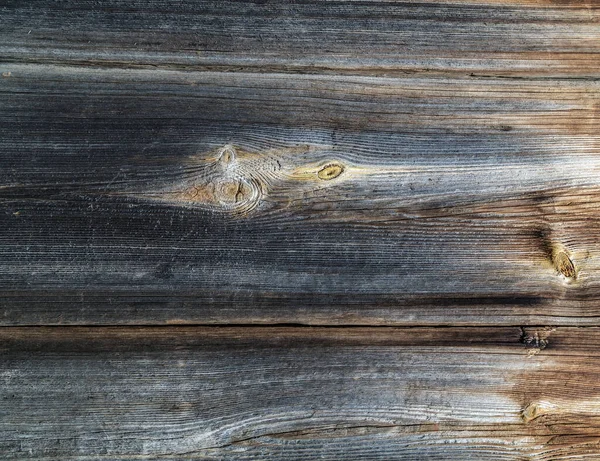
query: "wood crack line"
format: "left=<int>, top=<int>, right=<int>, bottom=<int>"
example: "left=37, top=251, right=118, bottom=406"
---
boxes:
left=200, top=423, right=403, bottom=451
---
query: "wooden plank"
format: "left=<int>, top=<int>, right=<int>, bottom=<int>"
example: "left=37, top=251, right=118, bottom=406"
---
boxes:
left=1, top=63, right=600, bottom=325
left=2, top=0, right=600, bottom=77
left=2, top=325, right=600, bottom=460
left=3, top=2, right=600, bottom=459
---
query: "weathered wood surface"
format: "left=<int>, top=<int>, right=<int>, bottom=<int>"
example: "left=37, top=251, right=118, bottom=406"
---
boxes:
left=2, top=1, right=600, bottom=325
left=3, top=1, right=600, bottom=459
left=2, top=0, right=600, bottom=77
left=1, top=62, right=600, bottom=324
left=2, top=326, right=600, bottom=460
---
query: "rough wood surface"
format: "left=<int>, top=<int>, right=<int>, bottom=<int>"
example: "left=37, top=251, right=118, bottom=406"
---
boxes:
left=1, top=63, right=600, bottom=325
left=2, top=0, right=600, bottom=77
left=2, top=326, right=600, bottom=460
left=3, top=1, right=600, bottom=459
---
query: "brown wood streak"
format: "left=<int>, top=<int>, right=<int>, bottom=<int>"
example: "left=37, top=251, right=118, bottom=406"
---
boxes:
left=1, top=326, right=600, bottom=460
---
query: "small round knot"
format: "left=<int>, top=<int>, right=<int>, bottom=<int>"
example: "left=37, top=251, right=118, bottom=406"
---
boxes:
left=213, top=176, right=262, bottom=214
left=317, top=162, right=344, bottom=180
left=555, top=251, right=576, bottom=279
left=218, top=145, right=237, bottom=167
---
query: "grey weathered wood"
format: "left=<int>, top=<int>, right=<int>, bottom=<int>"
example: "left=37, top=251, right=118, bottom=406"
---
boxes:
left=2, top=326, right=600, bottom=460
left=2, top=0, right=600, bottom=77
left=1, top=63, right=600, bottom=325
left=3, top=0, right=600, bottom=459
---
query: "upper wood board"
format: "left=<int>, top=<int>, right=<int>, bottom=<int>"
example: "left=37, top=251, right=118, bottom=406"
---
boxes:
left=2, top=0, right=600, bottom=77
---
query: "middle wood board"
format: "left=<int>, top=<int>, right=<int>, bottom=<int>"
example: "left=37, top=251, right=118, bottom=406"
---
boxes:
left=1, top=64, right=599, bottom=325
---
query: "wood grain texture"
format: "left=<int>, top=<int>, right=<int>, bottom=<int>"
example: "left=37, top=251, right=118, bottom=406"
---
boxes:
left=1, top=63, right=600, bottom=325
left=3, top=1, right=600, bottom=458
left=2, top=326, right=600, bottom=460
left=1, top=0, right=600, bottom=77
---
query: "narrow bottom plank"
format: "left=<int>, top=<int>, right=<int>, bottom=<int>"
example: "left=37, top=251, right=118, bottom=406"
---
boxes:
left=2, top=326, right=600, bottom=460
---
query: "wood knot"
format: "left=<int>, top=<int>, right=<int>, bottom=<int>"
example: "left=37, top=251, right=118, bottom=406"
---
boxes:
left=519, top=327, right=554, bottom=356
left=317, top=162, right=344, bottom=180
left=519, top=330, right=548, bottom=351
left=213, top=177, right=260, bottom=211
left=521, top=401, right=557, bottom=423
left=536, top=230, right=578, bottom=281
left=160, top=144, right=264, bottom=215
left=554, top=250, right=576, bottom=279
left=218, top=144, right=237, bottom=167
left=135, top=143, right=345, bottom=215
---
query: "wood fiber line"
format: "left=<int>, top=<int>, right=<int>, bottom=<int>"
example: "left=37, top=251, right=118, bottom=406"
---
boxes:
left=2, top=326, right=600, bottom=460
